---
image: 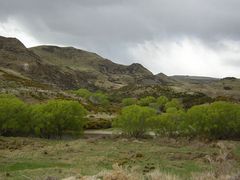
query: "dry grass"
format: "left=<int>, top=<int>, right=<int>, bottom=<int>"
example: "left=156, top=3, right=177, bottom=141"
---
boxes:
left=0, top=137, right=240, bottom=180
left=63, top=164, right=239, bottom=180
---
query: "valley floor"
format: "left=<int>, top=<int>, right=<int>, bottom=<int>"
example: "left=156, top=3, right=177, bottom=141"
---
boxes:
left=0, top=136, right=240, bottom=180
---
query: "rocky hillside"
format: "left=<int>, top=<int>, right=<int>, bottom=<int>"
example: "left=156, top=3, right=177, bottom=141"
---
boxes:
left=30, top=45, right=167, bottom=89
left=1, top=35, right=240, bottom=101
left=0, top=36, right=168, bottom=90
left=0, top=36, right=83, bottom=89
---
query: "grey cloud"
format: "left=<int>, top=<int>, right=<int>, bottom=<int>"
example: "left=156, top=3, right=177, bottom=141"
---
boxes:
left=0, top=0, right=240, bottom=74
left=1, top=0, right=240, bottom=42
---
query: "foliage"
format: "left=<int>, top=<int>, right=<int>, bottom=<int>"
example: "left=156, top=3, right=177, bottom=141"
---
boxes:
left=32, top=100, right=87, bottom=138
left=183, top=101, right=240, bottom=139
left=151, top=96, right=169, bottom=112
left=113, top=105, right=156, bottom=137
left=156, top=96, right=169, bottom=107
left=74, top=88, right=92, bottom=98
left=85, top=118, right=112, bottom=129
left=0, top=94, right=30, bottom=136
left=149, top=100, right=240, bottom=139
left=89, top=92, right=109, bottom=106
left=165, top=98, right=183, bottom=110
left=148, top=100, right=240, bottom=139
left=138, top=96, right=156, bottom=106
left=181, top=92, right=213, bottom=109
left=0, top=94, right=87, bottom=138
left=150, top=109, right=186, bottom=137
left=74, top=88, right=109, bottom=106
left=1, top=91, right=240, bottom=140
left=122, top=97, right=138, bottom=106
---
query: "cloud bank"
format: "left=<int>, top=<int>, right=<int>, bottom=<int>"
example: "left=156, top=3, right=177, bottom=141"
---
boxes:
left=0, top=0, right=240, bottom=77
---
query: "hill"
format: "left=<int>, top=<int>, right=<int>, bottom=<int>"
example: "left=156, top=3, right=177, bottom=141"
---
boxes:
left=0, top=36, right=169, bottom=91
left=0, top=35, right=240, bottom=101
left=170, top=75, right=240, bottom=100
left=30, top=45, right=167, bottom=89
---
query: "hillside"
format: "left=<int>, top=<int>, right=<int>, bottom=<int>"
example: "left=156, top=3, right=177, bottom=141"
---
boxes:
left=0, top=36, right=169, bottom=91
left=1, top=35, right=240, bottom=101
left=170, top=75, right=240, bottom=100
left=0, top=36, right=83, bottom=90
left=30, top=45, right=167, bottom=89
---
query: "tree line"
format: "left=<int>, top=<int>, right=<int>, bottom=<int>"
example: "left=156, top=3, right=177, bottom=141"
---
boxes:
left=1, top=92, right=240, bottom=140
left=0, top=94, right=87, bottom=138
left=114, top=96, right=240, bottom=139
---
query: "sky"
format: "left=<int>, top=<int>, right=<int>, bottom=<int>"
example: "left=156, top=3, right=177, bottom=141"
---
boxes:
left=0, top=0, right=240, bottom=78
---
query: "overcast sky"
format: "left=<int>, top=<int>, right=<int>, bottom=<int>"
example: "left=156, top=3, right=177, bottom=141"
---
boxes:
left=0, top=0, right=240, bottom=77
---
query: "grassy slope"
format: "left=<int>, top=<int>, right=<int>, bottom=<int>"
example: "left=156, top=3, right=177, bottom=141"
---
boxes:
left=0, top=136, right=240, bottom=179
left=30, top=46, right=104, bottom=72
left=30, top=46, right=157, bottom=90
left=171, top=76, right=240, bottom=100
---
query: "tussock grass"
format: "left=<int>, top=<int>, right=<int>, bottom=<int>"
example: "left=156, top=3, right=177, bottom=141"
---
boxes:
left=63, top=164, right=240, bottom=180
left=0, top=137, right=240, bottom=179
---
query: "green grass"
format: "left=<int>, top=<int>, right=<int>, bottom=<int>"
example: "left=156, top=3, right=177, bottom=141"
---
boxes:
left=0, top=137, right=239, bottom=179
left=0, top=160, right=70, bottom=172
left=234, top=144, right=240, bottom=158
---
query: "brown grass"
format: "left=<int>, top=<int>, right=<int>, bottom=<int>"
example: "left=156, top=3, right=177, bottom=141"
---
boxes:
left=63, top=164, right=240, bottom=180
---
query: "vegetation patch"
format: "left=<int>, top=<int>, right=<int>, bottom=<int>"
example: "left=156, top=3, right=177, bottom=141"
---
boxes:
left=0, top=160, right=70, bottom=172
left=0, top=94, right=87, bottom=138
left=0, top=137, right=239, bottom=179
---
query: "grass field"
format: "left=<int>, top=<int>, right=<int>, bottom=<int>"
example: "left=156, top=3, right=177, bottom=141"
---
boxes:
left=0, top=136, right=240, bottom=180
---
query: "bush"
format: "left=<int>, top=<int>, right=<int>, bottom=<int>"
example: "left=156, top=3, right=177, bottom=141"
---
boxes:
left=122, top=98, right=138, bottom=106
left=32, top=100, right=87, bottom=138
left=85, top=118, right=112, bottom=129
left=74, top=89, right=109, bottom=107
left=156, top=96, right=169, bottom=107
left=74, top=88, right=92, bottom=98
left=150, top=109, right=186, bottom=137
left=150, top=96, right=169, bottom=112
left=165, top=98, right=183, bottom=110
left=113, top=105, right=156, bottom=137
left=0, top=94, right=31, bottom=136
left=89, top=92, right=109, bottom=106
left=150, top=101, right=240, bottom=139
left=184, top=101, right=240, bottom=139
left=138, top=96, right=156, bottom=106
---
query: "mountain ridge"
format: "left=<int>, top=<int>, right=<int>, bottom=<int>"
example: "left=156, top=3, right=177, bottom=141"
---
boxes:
left=0, top=36, right=168, bottom=90
left=1, top=35, right=240, bottom=101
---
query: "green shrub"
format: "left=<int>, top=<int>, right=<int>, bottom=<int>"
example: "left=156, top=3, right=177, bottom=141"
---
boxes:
left=138, top=96, right=156, bottom=106
left=157, top=96, right=169, bottom=107
left=113, top=105, right=156, bottom=137
left=184, top=101, right=240, bottom=139
left=182, top=104, right=209, bottom=137
left=74, top=89, right=109, bottom=107
left=89, top=92, right=109, bottom=106
left=150, top=109, right=186, bottom=137
left=148, top=96, right=169, bottom=112
left=0, top=94, right=31, bottom=136
left=85, top=119, right=112, bottom=129
left=165, top=98, right=183, bottom=110
left=74, top=88, right=92, bottom=98
left=122, top=97, right=138, bottom=106
left=151, top=101, right=240, bottom=139
left=32, top=100, right=87, bottom=138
